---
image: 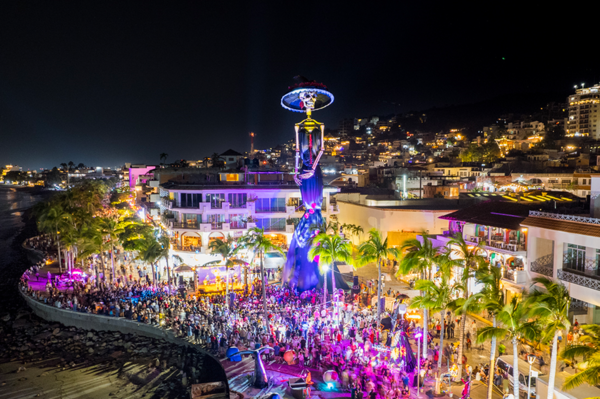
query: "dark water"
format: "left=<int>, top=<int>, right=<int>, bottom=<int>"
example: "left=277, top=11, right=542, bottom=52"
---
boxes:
left=0, top=187, right=51, bottom=305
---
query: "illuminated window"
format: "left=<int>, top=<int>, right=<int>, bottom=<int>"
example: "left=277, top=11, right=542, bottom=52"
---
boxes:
left=226, top=174, right=239, bottom=182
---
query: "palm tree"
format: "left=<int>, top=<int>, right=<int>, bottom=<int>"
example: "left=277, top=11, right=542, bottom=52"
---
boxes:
left=447, top=233, right=487, bottom=378
left=156, top=235, right=172, bottom=292
left=160, top=153, right=168, bottom=165
left=237, top=227, right=284, bottom=328
left=34, top=201, right=72, bottom=273
left=397, top=233, right=439, bottom=357
left=308, top=233, right=353, bottom=315
left=469, top=264, right=504, bottom=399
left=478, top=297, right=537, bottom=399
left=206, top=235, right=246, bottom=308
left=138, top=236, right=162, bottom=284
left=410, top=253, right=456, bottom=390
left=97, top=217, right=125, bottom=281
left=211, top=153, right=225, bottom=169
left=358, top=228, right=400, bottom=323
left=527, top=277, right=571, bottom=399
left=562, top=324, right=600, bottom=391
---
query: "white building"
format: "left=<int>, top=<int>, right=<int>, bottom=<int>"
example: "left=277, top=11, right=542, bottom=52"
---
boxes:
left=523, top=211, right=600, bottom=324
left=566, top=84, right=600, bottom=138
left=158, top=173, right=339, bottom=267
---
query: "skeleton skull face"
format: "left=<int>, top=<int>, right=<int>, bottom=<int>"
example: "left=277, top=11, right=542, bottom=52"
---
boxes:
left=299, top=90, right=317, bottom=110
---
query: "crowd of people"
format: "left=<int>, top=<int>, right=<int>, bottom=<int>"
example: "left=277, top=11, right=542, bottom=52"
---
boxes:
left=20, top=237, right=495, bottom=399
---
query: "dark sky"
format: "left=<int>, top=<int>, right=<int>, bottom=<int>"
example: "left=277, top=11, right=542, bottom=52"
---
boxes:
left=0, top=2, right=597, bottom=170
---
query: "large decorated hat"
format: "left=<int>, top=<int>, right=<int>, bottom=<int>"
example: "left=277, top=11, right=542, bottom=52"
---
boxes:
left=281, top=75, right=334, bottom=113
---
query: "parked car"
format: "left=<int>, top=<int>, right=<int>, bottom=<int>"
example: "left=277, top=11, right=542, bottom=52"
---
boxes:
left=496, top=356, right=543, bottom=399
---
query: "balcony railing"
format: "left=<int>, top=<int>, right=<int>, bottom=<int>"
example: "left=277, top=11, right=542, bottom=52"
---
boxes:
left=501, top=268, right=527, bottom=284
left=173, top=222, right=199, bottom=229
left=173, top=245, right=203, bottom=252
left=467, top=236, right=525, bottom=252
left=557, top=269, right=600, bottom=291
left=563, top=255, right=600, bottom=277
left=530, top=211, right=600, bottom=225
left=530, top=254, right=553, bottom=277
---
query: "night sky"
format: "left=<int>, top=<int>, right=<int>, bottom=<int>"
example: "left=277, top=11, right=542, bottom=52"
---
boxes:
left=0, top=2, right=597, bottom=170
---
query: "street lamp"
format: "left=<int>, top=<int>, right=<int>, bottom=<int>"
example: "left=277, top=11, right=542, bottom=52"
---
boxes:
left=527, top=354, right=536, bottom=399
left=415, top=329, right=423, bottom=397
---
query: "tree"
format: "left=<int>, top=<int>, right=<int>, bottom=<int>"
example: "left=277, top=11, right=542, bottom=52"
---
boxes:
left=562, top=324, right=600, bottom=391
left=341, top=223, right=364, bottom=244
left=156, top=235, right=172, bottom=293
left=478, top=298, right=537, bottom=399
left=237, top=227, right=284, bottom=328
left=97, top=217, right=125, bottom=281
left=469, top=264, right=504, bottom=399
left=67, top=161, right=75, bottom=171
left=397, top=233, right=439, bottom=357
left=308, top=233, right=353, bottom=314
left=527, top=277, right=571, bottom=399
left=211, top=153, right=225, bottom=169
left=34, top=201, right=72, bottom=273
left=358, top=229, right=400, bottom=323
left=160, top=153, right=168, bottom=165
left=138, top=236, right=162, bottom=284
left=447, top=233, right=487, bottom=378
left=206, top=235, right=246, bottom=308
left=410, top=254, right=457, bottom=391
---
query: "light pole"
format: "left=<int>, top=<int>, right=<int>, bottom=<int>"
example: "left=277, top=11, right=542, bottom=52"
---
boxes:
left=527, top=354, right=536, bottom=399
left=415, top=329, right=422, bottom=397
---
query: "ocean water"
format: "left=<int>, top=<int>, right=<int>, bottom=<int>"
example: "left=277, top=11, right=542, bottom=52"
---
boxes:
left=0, top=187, right=50, bottom=306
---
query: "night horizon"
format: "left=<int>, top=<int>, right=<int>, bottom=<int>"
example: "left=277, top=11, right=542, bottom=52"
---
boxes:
left=1, top=2, right=598, bottom=170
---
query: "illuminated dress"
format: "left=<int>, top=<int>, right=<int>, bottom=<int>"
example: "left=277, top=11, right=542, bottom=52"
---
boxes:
left=280, top=77, right=348, bottom=291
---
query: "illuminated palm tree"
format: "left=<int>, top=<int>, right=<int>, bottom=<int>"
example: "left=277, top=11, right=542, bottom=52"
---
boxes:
left=308, top=233, right=353, bottom=312
left=447, top=233, right=486, bottom=378
left=34, top=201, right=72, bottom=273
left=469, top=264, right=504, bottom=399
left=237, top=227, right=284, bottom=328
left=527, top=277, right=571, bottom=399
left=410, top=253, right=456, bottom=385
left=397, top=233, right=439, bottom=357
left=477, top=297, right=537, bottom=399
left=358, top=228, right=400, bottom=322
left=206, top=235, right=246, bottom=308
left=562, top=324, right=600, bottom=391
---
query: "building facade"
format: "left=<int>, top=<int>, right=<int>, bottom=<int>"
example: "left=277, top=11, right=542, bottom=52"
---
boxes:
left=566, top=84, right=600, bottom=138
left=158, top=178, right=339, bottom=267
left=523, top=211, right=600, bottom=324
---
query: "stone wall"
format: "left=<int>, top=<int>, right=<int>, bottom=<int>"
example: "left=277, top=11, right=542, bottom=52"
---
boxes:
left=19, top=289, right=229, bottom=390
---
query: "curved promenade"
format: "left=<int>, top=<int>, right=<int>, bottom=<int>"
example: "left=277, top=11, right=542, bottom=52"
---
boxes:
left=18, top=238, right=231, bottom=395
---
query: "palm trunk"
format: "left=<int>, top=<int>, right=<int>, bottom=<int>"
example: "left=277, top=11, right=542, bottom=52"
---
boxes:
left=438, top=310, right=445, bottom=371
left=323, top=266, right=328, bottom=308
left=457, top=310, right=466, bottom=379
left=487, top=316, right=497, bottom=399
left=225, top=263, right=230, bottom=309
left=547, top=332, right=559, bottom=399
left=420, top=270, right=428, bottom=359
left=100, top=251, right=106, bottom=287
left=260, top=251, right=268, bottom=329
left=377, top=258, right=382, bottom=323
left=331, top=263, right=336, bottom=320
left=57, top=237, right=63, bottom=274
left=166, top=256, right=171, bottom=294
left=151, top=262, right=156, bottom=284
left=110, top=244, right=115, bottom=282
left=244, top=265, right=248, bottom=292
left=513, top=337, right=519, bottom=399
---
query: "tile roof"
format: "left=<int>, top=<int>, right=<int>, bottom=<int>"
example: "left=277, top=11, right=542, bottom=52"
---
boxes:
left=521, top=216, right=600, bottom=237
